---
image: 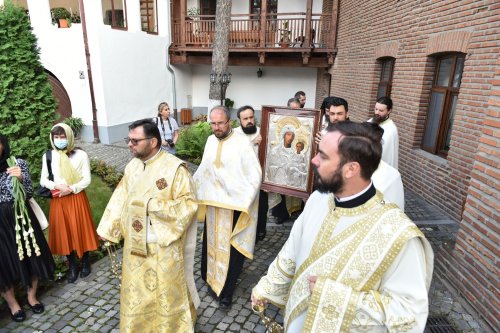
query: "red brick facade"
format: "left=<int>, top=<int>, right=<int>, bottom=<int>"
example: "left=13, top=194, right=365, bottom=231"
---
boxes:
left=329, top=1, right=499, bottom=330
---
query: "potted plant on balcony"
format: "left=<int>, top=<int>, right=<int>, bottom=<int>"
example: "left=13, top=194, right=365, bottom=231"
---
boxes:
left=51, top=7, right=72, bottom=28
left=279, top=20, right=291, bottom=48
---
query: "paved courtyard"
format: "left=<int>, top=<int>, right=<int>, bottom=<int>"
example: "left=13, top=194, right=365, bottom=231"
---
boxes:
left=0, top=141, right=484, bottom=332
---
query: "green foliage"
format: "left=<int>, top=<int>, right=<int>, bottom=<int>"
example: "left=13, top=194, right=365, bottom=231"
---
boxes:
left=224, top=98, right=235, bottom=109
left=63, top=116, right=84, bottom=137
left=50, top=7, right=71, bottom=24
left=175, top=121, right=212, bottom=165
left=90, top=158, right=123, bottom=189
left=0, top=1, right=57, bottom=182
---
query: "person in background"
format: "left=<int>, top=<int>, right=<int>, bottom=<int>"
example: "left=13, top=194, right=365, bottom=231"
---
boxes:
left=0, top=134, right=55, bottom=322
left=287, top=98, right=301, bottom=109
left=155, top=102, right=179, bottom=154
left=294, top=91, right=306, bottom=108
left=40, top=124, right=99, bottom=284
left=368, top=96, right=399, bottom=168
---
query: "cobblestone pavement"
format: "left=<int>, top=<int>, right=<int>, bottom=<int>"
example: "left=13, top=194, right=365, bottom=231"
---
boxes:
left=0, top=141, right=485, bottom=332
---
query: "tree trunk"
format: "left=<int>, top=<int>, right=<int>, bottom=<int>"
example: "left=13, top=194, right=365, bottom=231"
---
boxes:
left=208, top=0, right=232, bottom=116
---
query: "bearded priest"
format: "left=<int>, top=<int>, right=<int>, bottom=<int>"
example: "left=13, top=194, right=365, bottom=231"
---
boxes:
left=251, top=121, right=433, bottom=333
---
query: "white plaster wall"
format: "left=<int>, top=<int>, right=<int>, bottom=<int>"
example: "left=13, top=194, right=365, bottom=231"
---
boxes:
left=190, top=65, right=317, bottom=111
left=278, top=0, right=323, bottom=14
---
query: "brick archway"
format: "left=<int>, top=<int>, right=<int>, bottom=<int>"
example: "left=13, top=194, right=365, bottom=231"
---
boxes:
left=47, top=71, right=72, bottom=122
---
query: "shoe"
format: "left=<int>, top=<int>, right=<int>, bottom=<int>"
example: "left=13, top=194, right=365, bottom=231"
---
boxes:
left=219, top=297, right=232, bottom=310
left=80, top=253, right=91, bottom=278
left=27, top=299, right=44, bottom=314
left=10, top=309, right=26, bottom=322
left=67, top=265, right=79, bottom=283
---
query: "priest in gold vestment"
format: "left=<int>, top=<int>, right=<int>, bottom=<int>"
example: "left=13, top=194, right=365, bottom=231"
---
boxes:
left=97, top=119, right=198, bottom=333
left=252, top=121, right=434, bottom=333
left=194, top=106, right=262, bottom=309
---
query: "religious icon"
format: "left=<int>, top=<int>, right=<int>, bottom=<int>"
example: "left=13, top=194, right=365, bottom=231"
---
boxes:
left=259, top=106, right=321, bottom=199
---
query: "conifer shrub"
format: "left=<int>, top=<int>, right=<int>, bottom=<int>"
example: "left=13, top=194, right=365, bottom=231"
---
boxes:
left=0, top=1, right=57, bottom=181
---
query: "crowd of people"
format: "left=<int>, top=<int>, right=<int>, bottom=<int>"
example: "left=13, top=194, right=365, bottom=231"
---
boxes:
left=0, top=95, right=433, bottom=332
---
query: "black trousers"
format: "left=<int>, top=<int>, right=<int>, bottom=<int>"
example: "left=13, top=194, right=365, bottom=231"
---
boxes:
left=201, top=210, right=245, bottom=301
left=271, top=194, right=290, bottom=220
left=257, top=190, right=268, bottom=235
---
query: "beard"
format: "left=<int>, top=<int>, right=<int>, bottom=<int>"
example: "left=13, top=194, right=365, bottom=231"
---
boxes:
left=313, top=164, right=344, bottom=194
left=241, top=123, right=257, bottom=134
left=373, top=114, right=388, bottom=124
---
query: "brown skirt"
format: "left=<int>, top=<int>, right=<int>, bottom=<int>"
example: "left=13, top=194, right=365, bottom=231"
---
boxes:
left=48, top=191, right=99, bottom=257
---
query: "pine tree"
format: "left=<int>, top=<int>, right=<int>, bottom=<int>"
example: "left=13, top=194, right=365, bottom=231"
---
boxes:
left=0, top=1, right=56, bottom=181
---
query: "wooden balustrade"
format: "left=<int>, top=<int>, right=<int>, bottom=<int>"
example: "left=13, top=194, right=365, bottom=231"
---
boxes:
left=172, top=13, right=333, bottom=50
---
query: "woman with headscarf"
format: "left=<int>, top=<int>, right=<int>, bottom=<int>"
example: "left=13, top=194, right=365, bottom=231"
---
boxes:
left=0, top=134, right=55, bottom=322
left=39, top=124, right=99, bottom=284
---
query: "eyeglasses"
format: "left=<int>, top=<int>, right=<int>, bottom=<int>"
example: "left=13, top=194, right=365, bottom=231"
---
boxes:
left=124, top=137, right=151, bottom=145
left=209, top=120, right=229, bottom=128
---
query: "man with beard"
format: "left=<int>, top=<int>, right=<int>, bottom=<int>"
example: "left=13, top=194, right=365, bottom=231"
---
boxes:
left=294, top=91, right=306, bottom=108
left=234, top=105, right=268, bottom=241
left=315, top=97, right=349, bottom=144
left=194, top=106, right=262, bottom=309
left=368, top=96, right=399, bottom=168
left=97, top=119, right=199, bottom=332
left=251, top=121, right=433, bottom=333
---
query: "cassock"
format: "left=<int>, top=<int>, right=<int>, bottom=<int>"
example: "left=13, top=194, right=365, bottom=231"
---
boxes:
left=193, top=130, right=261, bottom=297
left=369, top=118, right=399, bottom=168
left=372, top=160, right=405, bottom=210
left=253, top=185, right=434, bottom=333
left=97, top=150, right=198, bottom=333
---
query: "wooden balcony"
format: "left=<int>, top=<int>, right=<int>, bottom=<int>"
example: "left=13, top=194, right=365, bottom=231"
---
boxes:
left=169, top=13, right=337, bottom=67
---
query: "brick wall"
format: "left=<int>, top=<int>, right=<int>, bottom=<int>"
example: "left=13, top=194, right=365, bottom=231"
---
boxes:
left=329, top=1, right=499, bottom=329
left=435, top=57, right=500, bottom=331
left=329, top=0, right=499, bottom=221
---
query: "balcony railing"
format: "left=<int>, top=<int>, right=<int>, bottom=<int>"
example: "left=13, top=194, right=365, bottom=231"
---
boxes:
left=172, top=13, right=334, bottom=50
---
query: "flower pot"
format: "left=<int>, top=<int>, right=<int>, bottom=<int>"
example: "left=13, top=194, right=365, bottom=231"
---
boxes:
left=58, top=19, right=69, bottom=28
left=280, top=42, right=289, bottom=48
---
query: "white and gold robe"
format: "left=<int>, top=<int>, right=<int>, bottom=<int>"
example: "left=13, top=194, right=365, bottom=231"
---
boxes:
left=97, top=151, right=198, bottom=333
left=193, top=130, right=262, bottom=295
left=372, top=160, right=405, bottom=210
left=369, top=117, right=399, bottom=169
left=253, top=190, right=434, bottom=333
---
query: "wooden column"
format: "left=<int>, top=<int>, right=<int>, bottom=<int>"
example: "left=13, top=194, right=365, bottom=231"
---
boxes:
left=331, top=0, right=339, bottom=49
left=180, top=0, right=186, bottom=46
left=304, top=0, right=313, bottom=48
left=259, top=0, right=268, bottom=48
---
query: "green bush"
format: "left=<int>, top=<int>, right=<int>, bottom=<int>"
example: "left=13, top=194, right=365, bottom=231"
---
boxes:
left=63, top=116, right=84, bottom=137
left=175, top=121, right=212, bottom=165
left=90, top=158, right=123, bottom=188
left=0, top=1, right=57, bottom=182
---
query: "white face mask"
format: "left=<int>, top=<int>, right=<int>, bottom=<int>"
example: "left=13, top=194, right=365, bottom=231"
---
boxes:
left=54, top=139, right=68, bottom=149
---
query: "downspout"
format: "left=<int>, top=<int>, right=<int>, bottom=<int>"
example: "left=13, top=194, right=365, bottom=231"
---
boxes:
left=78, top=0, right=100, bottom=143
left=166, top=1, right=178, bottom=120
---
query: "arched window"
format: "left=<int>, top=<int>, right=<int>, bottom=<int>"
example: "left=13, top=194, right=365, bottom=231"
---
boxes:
left=422, top=53, right=465, bottom=156
left=377, top=58, right=395, bottom=99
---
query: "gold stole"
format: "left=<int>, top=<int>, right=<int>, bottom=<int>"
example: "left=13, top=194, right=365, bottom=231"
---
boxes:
left=205, top=206, right=233, bottom=296
left=127, top=153, right=181, bottom=258
left=285, top=192, right=423, bottom=332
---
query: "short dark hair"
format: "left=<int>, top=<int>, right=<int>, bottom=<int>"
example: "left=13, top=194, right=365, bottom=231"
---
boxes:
left=287, top=98, right=300, bottom=107
left=329, top=97, right=349, bottom=113
left=129, top=118, right=161, bottom=148
left=294, top=91, right=305, bottom=98
left=237, top=105, right=254, bottom=119
left=326, top=121, right=382, bottom=180
left=376, top=96, right=393, bottom=110
left=51, top=125, right=66, bottom=137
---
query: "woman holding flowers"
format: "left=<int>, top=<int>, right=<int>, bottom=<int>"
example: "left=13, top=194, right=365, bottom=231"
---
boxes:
left=0, top=134, right=55, bottom=322
left=40, top=124, right=99, bottom=284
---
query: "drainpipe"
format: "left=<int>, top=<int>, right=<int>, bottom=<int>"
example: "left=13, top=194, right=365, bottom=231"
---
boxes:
left=166, top=1, right=178, bottom=121
left=78, top=0, right=100, bottom=143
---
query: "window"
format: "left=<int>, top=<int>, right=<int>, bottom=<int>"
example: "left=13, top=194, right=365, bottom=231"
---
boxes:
left=102, top=0, right=127, bottom=29
left=140, top=0, right=158, bottom=33
left=422, top=54, right=465, bottom=156
left=377, top=58, right=394, bottom=99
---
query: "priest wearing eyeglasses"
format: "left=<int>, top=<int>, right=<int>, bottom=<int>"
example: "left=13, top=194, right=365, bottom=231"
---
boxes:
left=97, top=118, right=199, bottom=332
left=193, top=106, right=262, bottom=310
